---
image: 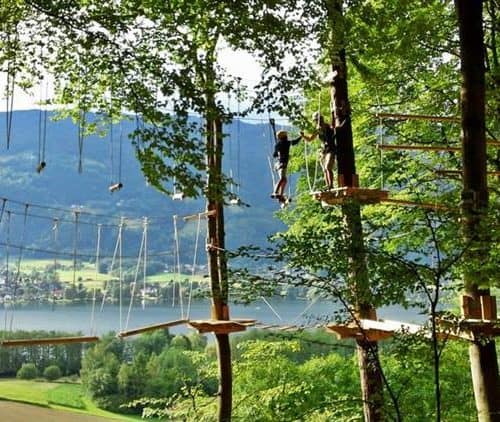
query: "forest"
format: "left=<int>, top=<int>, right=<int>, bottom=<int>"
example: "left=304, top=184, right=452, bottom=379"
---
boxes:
left=0, top=1, right=499, bottom=422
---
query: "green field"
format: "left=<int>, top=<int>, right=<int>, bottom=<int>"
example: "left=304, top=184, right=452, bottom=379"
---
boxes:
left=21, top=258, right=207, bottom=287
left=0, top=379, right=141, bottom=420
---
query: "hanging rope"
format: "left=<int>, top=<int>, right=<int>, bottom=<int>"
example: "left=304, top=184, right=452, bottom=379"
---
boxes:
left=186, top=213, right=202, bottom=319
left=7, top=204, right=29, bottom=333
left=375, top=90, right=385, bottom=190
left=37, top=80, right=48, bottom=173
left=261, top=296, right=282, bottom=321
left=72, top=211, right=80, bottom=286
left=236, top=80, right=241, bottom=196
left=2, top=211, right=11, bottom=336
left=99, top=219, right=123, bottom=312
left=90, top=223, right=101, bottom=336
left=172, top=215, right=184, bottom=318
left=124, top=218, right=147, bottom=330
left=5, top=30, right=18, bottom=150
left=267, top=116, right=277, bottom=189
left=52, top=218, right=59, bottom=308
left=118, top=217, right=124, bottom=332
left=77, top=109, right=85, bottom=173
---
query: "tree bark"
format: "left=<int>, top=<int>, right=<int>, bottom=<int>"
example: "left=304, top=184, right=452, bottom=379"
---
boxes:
left=206, top=109, right=232, bottom=421
left=327, top=1, right=384, bottom=420
left=455, top=1, right=500, bottom=420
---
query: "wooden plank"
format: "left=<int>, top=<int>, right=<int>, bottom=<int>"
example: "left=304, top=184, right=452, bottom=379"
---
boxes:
left=378, top=144, right=461, bottom=152
left=183, top=209, right=216, bottom=222
left=117, top=319, right=188, bottom=338
left=0, top=336, right=99, bottom=347
left=375, top=112, right=460, bottom=123
left=188, top=319, right=248, bottom=334
left=312, top=187, right=389, bottom=205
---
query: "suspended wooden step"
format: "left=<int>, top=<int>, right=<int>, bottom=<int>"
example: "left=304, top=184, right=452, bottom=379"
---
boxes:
left=188, top=318, right=256, bottom=334
left=0, top=335, right=99, bottom=347
left=313, top=187, right=389, bottom=206
left=183, top=209, right=216, bottom=222
left=326, top=319, right=464, bottom=342
left=117, top=319, right=188, bottom=338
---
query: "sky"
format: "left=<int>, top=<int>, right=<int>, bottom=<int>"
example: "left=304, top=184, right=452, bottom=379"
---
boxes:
left=1, top=47, right=290, bottom=124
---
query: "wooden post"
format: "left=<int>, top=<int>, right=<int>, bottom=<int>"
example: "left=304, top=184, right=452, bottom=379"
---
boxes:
left=455, top=1, right=500, bottom=419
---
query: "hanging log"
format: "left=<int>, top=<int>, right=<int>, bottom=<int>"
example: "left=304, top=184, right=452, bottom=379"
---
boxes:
left=117, top=319, right=189, bottom=338
left=0, top=336, right=99, bottom=347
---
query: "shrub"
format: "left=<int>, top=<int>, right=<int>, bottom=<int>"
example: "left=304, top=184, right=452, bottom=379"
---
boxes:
left=17, top=363, right=38, bottom=380
left=43, top=365, right=62, bottom=381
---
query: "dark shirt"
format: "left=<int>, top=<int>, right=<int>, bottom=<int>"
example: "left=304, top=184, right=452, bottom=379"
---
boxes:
left=273, top=136, right=301, bottom=166
left=318, top=125, right=336, bottom=154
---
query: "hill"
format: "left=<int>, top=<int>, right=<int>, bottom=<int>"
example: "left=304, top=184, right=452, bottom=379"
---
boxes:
left=0, top=110, right=288, bottom=266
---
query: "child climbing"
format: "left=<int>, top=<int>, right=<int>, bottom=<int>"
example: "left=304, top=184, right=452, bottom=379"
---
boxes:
left=301, top=112, right=337, bottom=190
left=271, top=130, right=302, bottom=205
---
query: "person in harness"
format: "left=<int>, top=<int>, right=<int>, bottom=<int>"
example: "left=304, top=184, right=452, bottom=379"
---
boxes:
left=271, top=130, right=302, bottom=204
left=301, top=112, right=337, bottom=190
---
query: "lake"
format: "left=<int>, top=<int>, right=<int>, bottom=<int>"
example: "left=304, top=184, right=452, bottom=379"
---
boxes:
left=1, top=298, right=424, bottom=337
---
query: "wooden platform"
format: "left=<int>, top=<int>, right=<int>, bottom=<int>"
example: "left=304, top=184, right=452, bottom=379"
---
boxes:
left=326, top=319, right=420, bottom=341
left=0, top=336, right=99, bottom=347
left=312, top=187, right=389, bottom=206
left=117, top=319, right=188, bottom=338
left=325, top=319, right=466, bottom=342
left=188, top=318, right=256, bottom=334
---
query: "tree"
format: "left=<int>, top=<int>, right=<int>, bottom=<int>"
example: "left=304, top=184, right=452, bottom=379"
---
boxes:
left=455, top=1, right=500, bottom=419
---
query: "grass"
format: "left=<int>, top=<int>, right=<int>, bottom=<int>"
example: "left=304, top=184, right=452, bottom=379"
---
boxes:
left=0, top=379, right=142, bottom=421
left=21, top=259, right=207, bottom=287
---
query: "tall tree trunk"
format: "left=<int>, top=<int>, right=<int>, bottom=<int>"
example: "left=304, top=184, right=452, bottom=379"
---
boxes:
left=327, top=1, right=384, bottom=420
left=206, top=108, right=232, bottom=421
left=455, top=1, right=500, bottom=420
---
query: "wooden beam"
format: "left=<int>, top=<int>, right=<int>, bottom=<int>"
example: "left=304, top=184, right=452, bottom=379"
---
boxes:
left=117, top=319, right=188, bottom=338
left=0, top=336, right=99, bottom=347
left=312, top=187, right=389, bottom=206
left=378, top=144, right=460, bottom=152
left=375, top=112, right=460, bottom=123
left=183, top=209, right=216, bottom=222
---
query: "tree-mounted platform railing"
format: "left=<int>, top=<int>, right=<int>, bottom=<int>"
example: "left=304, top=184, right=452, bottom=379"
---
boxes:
left=0, top=335, right=99, bottom=347
left=188, top=318, right=257, bottom=334
left=117, top=319, right=189, bottom=338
